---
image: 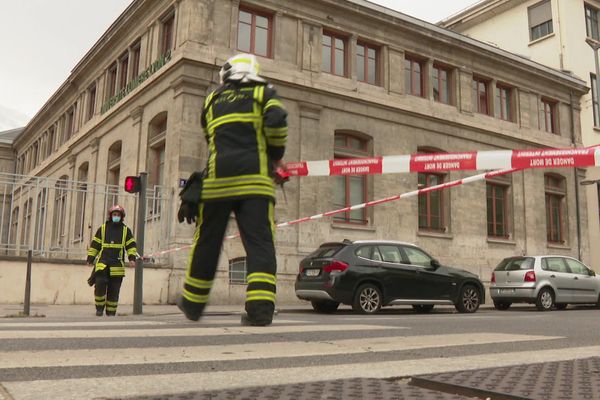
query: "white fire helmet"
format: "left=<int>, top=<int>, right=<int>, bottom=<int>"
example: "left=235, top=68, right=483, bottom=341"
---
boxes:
left=219, top=53, right=266, bottom=84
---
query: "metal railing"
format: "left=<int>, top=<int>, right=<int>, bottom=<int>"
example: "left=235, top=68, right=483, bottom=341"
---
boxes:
left=0, top=172, right=173, bottom=261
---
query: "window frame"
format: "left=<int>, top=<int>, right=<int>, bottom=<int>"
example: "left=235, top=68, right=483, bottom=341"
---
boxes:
left=356, top=41, right=380, bottom=85
left=472, top=76, right=490, bottom=115
left=586, top=3, right=600, bottom=40
left=160, top=12, right=175, bottom=55
left=433, top=63, right=453, bottom=105
left=544, top=174, right=566, bottom=244
left=418, top=172, right=446, bottom=232
left=107, top=63, right=118, bottom=99
left=528, top=0, right=554, bottom=41
left=118, top=52, right=129, bottom=90
left=592, top=74, right=599, bottom=127
left=237, top=5, right=273, bottom=58
left=540, top=98, right=559, bottom=134
left=229, top=257, right=247, bottom=285
left=486, top=181, right=509, bottom=238
left=495, top=83, right=513, bottom=122
left=404, top=55, right=425, bottom=97
left=87, top=85, right=96, bottom=122
left=322, top=30, right=348, bottom=77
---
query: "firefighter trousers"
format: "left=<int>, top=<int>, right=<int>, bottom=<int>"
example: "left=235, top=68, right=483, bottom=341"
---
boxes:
left=94, top=268, right=123, bottom=316
left=181, top=197, right=277, bottom=323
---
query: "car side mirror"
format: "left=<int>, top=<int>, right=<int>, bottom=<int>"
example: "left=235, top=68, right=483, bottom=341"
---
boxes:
left=590, top=270, right=596, bottom=277
left=430, top=259, right=441, bottom=269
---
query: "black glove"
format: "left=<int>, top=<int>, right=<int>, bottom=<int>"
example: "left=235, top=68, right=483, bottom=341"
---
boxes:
left=87, top=270, right=96, bottom=287
left=178, top=170, right=205, bottom=224
left=178, top=201, right=199, bottom=224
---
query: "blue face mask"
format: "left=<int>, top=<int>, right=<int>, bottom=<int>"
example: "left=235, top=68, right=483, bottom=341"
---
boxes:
left=112, top=216, right=121, bottom=223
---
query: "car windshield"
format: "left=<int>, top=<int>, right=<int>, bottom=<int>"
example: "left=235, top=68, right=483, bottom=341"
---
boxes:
left=494, top=257, right=534, bottom=271
left=308, top=244, right=344, bottom=258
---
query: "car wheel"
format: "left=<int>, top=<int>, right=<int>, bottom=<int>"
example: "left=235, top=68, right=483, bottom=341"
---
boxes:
left=311, top=300, right=340, bottom=314
left=412, top=304, right=434, bottom=313
left=455, top=284, right=481, bottom=313
left=555, top=303, right=568, bottom=310
left=493, top=301, right=511, bottom=311
left=535, top=287, right=554, bottom=311
left=352, top=284, right=382, bottom=314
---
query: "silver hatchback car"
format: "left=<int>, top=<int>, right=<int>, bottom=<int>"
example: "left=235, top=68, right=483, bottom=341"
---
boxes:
left=490, top=256, right=600, bottom=311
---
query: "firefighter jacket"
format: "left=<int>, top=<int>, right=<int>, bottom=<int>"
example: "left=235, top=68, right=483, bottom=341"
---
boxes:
left=200, top=81, right=288, bottom=202
left=86, top=221, right=137, bottom=277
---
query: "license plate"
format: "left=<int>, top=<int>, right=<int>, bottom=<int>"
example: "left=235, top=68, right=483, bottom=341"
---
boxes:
left=499, top=288, right=515, bottom=294
left=305, top=269, right=320, bottom=277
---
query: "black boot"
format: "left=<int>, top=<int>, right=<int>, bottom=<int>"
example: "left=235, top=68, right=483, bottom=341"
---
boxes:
left=95, top=308, right=104, bottom=317
left=240, top=312, right=272, bottom=326
left=177, top=296, right=204, bottom=321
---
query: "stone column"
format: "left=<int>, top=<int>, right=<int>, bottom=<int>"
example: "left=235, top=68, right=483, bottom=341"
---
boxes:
left=458, top=68, right=473, bottom=115
left=301, top=22, right=321, bottom=73
left=388, top=47, right=404, bottom=95
left=425, top=59, right=434, bottom=101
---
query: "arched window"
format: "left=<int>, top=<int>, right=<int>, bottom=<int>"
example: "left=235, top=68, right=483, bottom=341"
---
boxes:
left=545, top=174, right=567, bottom=244
left=107, top=141, right=122, bottom=206
left=417, top=147, right=448, bottom=232
left=74, top=163, right=89, bottom=241
left=229, top=257, right=247, bottom=285
left=148, top=113, right=167, bottom=217
left=52, top=176, right=69, bottom=248
left=333, top=131, right=372, bottom=224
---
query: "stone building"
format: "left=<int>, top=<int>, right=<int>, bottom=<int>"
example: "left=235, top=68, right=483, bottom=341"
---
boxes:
left=441, top=0, right=600, bottom=274
left=2, top=0, right=591, bottom=304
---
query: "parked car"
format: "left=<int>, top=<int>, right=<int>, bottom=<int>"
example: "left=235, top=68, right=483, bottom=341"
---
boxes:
left=295, top=240, right=485, bottom=314
left=490, top=256, right=600, bottom=311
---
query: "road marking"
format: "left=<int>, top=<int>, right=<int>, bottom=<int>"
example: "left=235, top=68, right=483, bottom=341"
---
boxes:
left=3, top=344, right=597, bottom=400
left=0, top=333, right=559, bottom=369
left=0, top=324, right=401, bottom=339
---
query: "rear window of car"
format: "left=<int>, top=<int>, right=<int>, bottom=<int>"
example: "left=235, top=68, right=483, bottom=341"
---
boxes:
left=308, top=245, right=344, bottom=258
left=494, top=257, right=534, bottom=271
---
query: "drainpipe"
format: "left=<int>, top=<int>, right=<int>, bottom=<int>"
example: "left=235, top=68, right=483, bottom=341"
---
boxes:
left=570, top=91, right=582, bottom=260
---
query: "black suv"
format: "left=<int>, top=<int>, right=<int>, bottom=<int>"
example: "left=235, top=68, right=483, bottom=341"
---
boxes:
left=295, top=240, right=485, bottom=314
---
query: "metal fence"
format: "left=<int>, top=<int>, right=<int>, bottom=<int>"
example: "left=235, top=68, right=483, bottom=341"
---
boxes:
left=0, top=172, right=173, bottom=261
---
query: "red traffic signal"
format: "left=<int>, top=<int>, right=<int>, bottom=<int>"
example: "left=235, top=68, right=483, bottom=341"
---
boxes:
left=124, top=176, right=142, bottom=193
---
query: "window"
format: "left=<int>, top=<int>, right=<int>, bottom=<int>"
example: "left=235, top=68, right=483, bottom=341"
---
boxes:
left=528, top=1, right=553, bottom=41
left=495, top=84, right=513, bottom=121
left=356, top=42, right=379, bottom=85
left=586, top=4, right=599, bottom=40
left=487, top=182, right=509, bottom=238
left=107, top=63, right=117, bottom=99
left=65, top=107, right=75, bottom=141
left=322, top=32, right=347, bottom=77
left=119, top=52, right=129, bottom=90
left=333, top=133, right=370, bottom=224
left=402, top=246, right=432, bottom=268
left=148, top=114, right=167, bottom=217
left=592, top=74, right=599, bottom=127
left=74, top=163, right=88, bottom=242
left=34, top=188, right=47, bottom=251
left=355, top=245, right=380, bottom=261
left=405, top=56, right=424, bottom=97
left=238, top=7, right=272, bottom=58
left=433, top=64, right=452, bottom=104
left=418, top=173, right=445, bottom=231
left=564, top=258, right=589, bottom=275
left=107, top=141, right=122, bottom=206
left=131, top=42, right=141, bottom=78
left=52, top=177, right=68, bottom=248
left=377, top=245, right=402, bottom=263
left=540, top=98, right=558, bottom=134
left=160, top=13, right=175, bottom=54
left=32, top=142, right=38, bottom=169
left=21, top=198, right=32, bottom=246
left=472, top=77, right=490, bottom=115
left=545, top=174, right=566, bottom=244
left=47, top=126, right=55, bottom=158
left=229, top=257, right=247, bottom=284
left=87, top=85, right=96, bottom=121
left=543, top=257, right=568, bottom=273
left=9, top=207, right=19, bottom=248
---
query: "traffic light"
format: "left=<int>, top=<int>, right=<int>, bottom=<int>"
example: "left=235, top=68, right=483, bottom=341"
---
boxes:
left=124, top=176, right=142, bottom=193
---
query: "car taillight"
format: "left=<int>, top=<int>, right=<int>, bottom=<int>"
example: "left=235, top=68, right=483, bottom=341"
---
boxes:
left=323, top=260, right=349, bottom=273
left=298, top=264, right=304, bottom=274
left=491, top=272, right=496, bottom=283
left=524, top=271, right=536, bottom=282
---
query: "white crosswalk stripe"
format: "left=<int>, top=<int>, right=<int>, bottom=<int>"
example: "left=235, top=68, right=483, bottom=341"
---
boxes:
left=0, top=315, right=577, bottom=400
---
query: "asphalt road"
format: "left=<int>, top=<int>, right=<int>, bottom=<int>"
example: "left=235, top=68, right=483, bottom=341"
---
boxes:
left=1, top=304, right=599, bottom=399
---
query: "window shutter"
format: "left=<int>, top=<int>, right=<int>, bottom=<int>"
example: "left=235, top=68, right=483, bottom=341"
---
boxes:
left=529, top=1, right=552, bottom=27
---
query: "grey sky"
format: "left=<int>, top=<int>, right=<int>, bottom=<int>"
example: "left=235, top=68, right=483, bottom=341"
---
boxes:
left=0, top=0, right=478, bottom=120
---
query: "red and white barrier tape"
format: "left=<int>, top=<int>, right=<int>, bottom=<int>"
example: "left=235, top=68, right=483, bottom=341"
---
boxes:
left=286, top=146, right=600, bottom=177
left=143, top=167, right=518, bottom=259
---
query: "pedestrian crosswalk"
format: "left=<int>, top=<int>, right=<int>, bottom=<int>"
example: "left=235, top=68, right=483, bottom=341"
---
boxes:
left=0, top=313, right=597, bottom=400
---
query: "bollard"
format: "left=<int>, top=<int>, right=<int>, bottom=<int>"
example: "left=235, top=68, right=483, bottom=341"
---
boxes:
left=23, top=249, right=32, bottom=316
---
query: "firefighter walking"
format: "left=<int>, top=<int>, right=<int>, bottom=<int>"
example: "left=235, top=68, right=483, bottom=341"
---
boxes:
left=87, top=205, right=137, bottom=316
left=177, top=53, right=288, bottom=326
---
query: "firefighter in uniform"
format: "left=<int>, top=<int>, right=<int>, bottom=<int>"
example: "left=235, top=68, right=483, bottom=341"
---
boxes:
left=87, top=205, right=137, bottom=316
left=177, top=53, right=288, bottom=326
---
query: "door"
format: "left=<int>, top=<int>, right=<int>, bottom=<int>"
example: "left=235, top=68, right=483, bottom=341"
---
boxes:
left=542, top=257, right=572, bottom=303
left=374, top=245, right=419, bottom=301
left=563, top=258, right=598, bottom=303
left=400, top=245, right=454, bottom=300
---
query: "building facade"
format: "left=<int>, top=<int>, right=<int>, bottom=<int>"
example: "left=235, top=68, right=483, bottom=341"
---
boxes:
left=441, top=0, right=600, bottom=270
left=2, top=0, right=590, bottom=304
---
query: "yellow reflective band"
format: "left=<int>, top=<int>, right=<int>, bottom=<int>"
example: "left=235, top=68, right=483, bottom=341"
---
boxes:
left=102, top=244, right=126, bottom=249
left=201, top=187, right=275, bottom=200
left=92, top=237, right=102, bottom=244
left=267, top=138, right=287, bottom=146
left=127, top=249, right=137, bottom=255
left=264, top=126, right=288, bottom=135
left=185, top=276, right=213, bottom=290
left=246, top=296, right=276, bottom=303
left=247, top=272, right=276, bottom=281
left=206, top=113, right=261, bottom=131
left=95, top=263, right=107, bottom=271
left=95, top=296, right=106, bottom=301
left=264, top=99, right=285, bottom=111
left=186, top=203, right=204, bottom=288
left=203, top=177, right=273, bottom=189
left=183, top=289, right=209, bottom=304
left=126, top=238, right=135, bottom=245
left=106, top=301, right=118, bottom=306
left=88, top=250, right=98, bottom=256
left=246, top=278, right=276, bottom=285
left=230, top=57, right=252, bottom=64
left=246, top=290, right=276, bottom=297
left=106, top=307, right=117, bottom=311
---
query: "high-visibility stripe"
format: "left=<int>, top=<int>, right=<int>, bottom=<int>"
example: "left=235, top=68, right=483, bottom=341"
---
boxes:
left=95, top=296, right=106, bottom=301
left=245, top=290, right=276, bottom=302
left=126, top=238, right=135, bottom=245
left=185, top=276, right=213, bottom=290
left=268, top=201, right=276, bottom=243
left=92, top=237, right=102, bottom=244
left=264, top=126, right=288, bottom=135
left=127, top=249, right=137, bottom=256
left=246, top=295, right=276, bottom=302
left=106, top=301, right=118, bottom=306
left=207, top=113, right=261, bottom=131
left=202, top=187, right=275, bottom=200
left=88, top=250, right=98, bottom=256
left=202, top=174, right=273, bottom=186
left=185, top=203, right=205, bottom=300
left=246, top=272, right=276, bottom=285
left=266, top=138, right=286, bottom=146
left=264, top=98, right=285, bottom=111
left=183, top=289, right=210, bottom=304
